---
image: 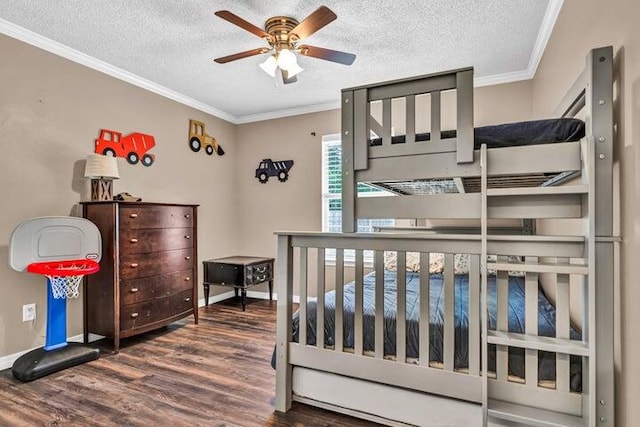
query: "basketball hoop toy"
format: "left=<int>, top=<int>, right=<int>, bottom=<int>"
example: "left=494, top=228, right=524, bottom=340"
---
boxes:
left=9, top=217, right=102, bottom=382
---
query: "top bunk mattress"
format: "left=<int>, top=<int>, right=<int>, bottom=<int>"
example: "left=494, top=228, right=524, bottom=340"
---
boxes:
left=370, top=118, right=585, bottom=149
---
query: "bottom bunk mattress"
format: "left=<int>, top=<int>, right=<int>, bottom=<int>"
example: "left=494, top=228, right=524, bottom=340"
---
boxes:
left=272, top=270, right=582, bottom=392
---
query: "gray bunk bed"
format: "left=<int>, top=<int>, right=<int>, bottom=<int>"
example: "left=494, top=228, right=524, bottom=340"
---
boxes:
left=275, top=46, right=616, bottom=427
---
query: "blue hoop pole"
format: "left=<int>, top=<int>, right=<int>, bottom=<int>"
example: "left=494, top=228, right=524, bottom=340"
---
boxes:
left=44, top=278, right=68, bottom=351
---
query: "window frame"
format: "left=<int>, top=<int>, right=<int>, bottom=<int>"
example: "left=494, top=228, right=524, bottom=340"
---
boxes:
left=321, top=134, right=394, bottom=265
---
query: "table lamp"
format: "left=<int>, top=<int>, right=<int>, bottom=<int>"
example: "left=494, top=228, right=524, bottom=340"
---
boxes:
left=84, top=154, right=120, bottom=201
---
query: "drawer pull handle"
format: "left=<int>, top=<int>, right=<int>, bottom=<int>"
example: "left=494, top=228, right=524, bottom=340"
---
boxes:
left=184, top=235, right=190, bottom=240
left=256, top=267, right=266, bottom=273
left=130, top=263, right=139, bottom=268
left=130, top=288, right=139, bottom=293
left=185, top=256, right=191, bottom=260
left=130, top=238, right=138, bottom=243
left=184, top=214, right=190, bottom=218
left=130, top=213, right=138, bottom=218
left=131, top=313, right=139, bottom=318
left=185, top=277, right=191, bottom=282
left=256, top=274, right=266, bottom=282
left=184, top=297, right=191, bottom=302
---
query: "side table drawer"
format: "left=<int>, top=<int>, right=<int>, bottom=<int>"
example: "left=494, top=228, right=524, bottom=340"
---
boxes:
left=206, top=263, right=243, bottom=286
left=246, top=263, right=272, bottom=285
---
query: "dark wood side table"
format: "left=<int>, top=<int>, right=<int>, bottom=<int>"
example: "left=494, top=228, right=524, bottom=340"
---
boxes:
left=203, top=256, right=274, bottom=311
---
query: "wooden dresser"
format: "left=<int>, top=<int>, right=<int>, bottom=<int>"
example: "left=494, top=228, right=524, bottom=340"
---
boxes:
left=82, top=201, right=198, bottom=352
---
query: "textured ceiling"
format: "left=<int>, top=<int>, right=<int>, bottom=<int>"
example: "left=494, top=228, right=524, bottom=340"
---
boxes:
left=0, top=0, right=557, bottom=123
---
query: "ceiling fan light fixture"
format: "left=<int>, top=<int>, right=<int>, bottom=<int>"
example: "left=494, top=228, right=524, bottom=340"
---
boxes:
left=259, top=54, right=278, bottom=77
left=276, top=48, right=298, bottom=71
left=286, top=62, right=304, bottom=78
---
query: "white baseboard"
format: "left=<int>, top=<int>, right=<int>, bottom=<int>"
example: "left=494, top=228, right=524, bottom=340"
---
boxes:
left=246, top=290, right=301, bottom=304
left=202, top=290, right=300, bottom=305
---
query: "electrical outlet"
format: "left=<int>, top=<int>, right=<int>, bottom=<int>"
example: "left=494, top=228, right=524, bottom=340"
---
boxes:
left=22, top=303, right=36, bottom=322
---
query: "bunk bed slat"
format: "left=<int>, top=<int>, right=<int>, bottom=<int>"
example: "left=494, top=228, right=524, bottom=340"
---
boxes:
left=431, top=91, right=441, bottom=142
left=468, top=255, right=480, bottom=376
left=366, top=72, right=457, bottom=101
left=275, top=235, right=293, bottom=412
left=488, top=261, right=588, bottom=275
left=374, top=250, right=384, bottom=359
left=353, top=88, right=369, bottom=171
left=299, top=247, right=308, bottom=347
left=316, top=248, right=325, bottom=350
left=419, top=252, right=430, bottom=367
left=488, top=398, right=583, bottom=426
left=496, top=256, right=509, bottom=382
left=524, top=257, right=539, bottom=388
left=397, top=251, right=407, bottom=364
left=486, top=142, right=581, bottom=176
left=357, top=141, right=581, bottom=183
left=356, top=193, right=481, bottom=220
left=456, top=69, right=474, bottom=163
left=556, top=261, right=571, bottom=392
left=444, top=253, right=455, bottom=372
left=368, top=138, right=457, bottom=159
left=289, top=345, right=483, bottom=402
left=406, top=94, right=416, bottom=144
left=285, top=232, right=585, bottom=259
left=382, top=98, right=392, bottom=146
left=354, top=249, right=364, bottom=355
left=335, top=248, right=344, bottom=353
left=487, top=331, right=588, bottom=357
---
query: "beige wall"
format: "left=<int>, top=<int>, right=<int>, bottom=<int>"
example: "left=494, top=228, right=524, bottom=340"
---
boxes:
left=0, top=34, right=238, bottom=357
left=531, top=1, right=640, bottom=425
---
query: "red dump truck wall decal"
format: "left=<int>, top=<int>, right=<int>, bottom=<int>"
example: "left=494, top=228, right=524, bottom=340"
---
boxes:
left=94, top=129, right=156, bottom=167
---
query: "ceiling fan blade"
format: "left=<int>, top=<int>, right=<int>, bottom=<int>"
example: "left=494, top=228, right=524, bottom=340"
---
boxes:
left=289, top=6, right=337, bottom=42
left=215, top=10, right=273, bottom=41
left=214, top=48, right=269, bottom=64
left=298, top=45, right=356, bottom=65
left=281, top=69, right=298, bottom=84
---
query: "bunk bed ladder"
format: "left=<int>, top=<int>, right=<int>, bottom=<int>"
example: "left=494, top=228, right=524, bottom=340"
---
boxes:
left=480, top=141, right=597, bottom=427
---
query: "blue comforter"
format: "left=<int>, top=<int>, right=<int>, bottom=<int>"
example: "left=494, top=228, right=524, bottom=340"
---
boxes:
left=274, top=271, right=582, bottom=392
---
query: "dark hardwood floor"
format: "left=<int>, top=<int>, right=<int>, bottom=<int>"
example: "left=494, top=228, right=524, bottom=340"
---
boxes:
left=0, top=297, right=379, bottom=427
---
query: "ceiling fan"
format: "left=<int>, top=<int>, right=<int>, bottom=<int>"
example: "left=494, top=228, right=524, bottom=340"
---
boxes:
left=213, top=6, right=356, bottom=84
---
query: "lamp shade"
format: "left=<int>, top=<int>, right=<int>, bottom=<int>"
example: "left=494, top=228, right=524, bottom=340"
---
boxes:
left=259, top=55, right=278, bottom=77
left=84, top=154, right=120, bottom=179
left=277, top=49, right=297, bottom=71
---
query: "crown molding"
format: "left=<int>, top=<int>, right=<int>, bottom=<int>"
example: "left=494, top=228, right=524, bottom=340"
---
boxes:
left=473, top=0, right=563, bottom=89
left=527, top=0, right=564, bottom=77
left=0, top=18, right=237, bottom=124
left=234, top=100, right=340, bottom=124
left=0, top=1, right=563, bottom=125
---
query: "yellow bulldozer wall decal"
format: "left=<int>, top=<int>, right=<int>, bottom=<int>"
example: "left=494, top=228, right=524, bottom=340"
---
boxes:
left=188, top=119, right=225, bottom=156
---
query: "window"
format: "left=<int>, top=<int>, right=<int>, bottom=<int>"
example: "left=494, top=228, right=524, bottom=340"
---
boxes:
left=321, top=135, right=394, bottom=262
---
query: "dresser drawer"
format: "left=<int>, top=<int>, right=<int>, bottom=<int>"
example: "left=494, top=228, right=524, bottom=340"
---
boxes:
left=120, top=269, right=194, bottom=306
left=120, top=289, right=193, bottom=331
left=120, top=205, right=194, bottom=229
left=120, top=248, right=193, bottom=279
left=120, top=228, right=194, bottom=254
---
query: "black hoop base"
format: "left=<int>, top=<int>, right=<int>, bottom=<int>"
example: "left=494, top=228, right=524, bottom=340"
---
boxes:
left=12, top=343, right=100, bottom=382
